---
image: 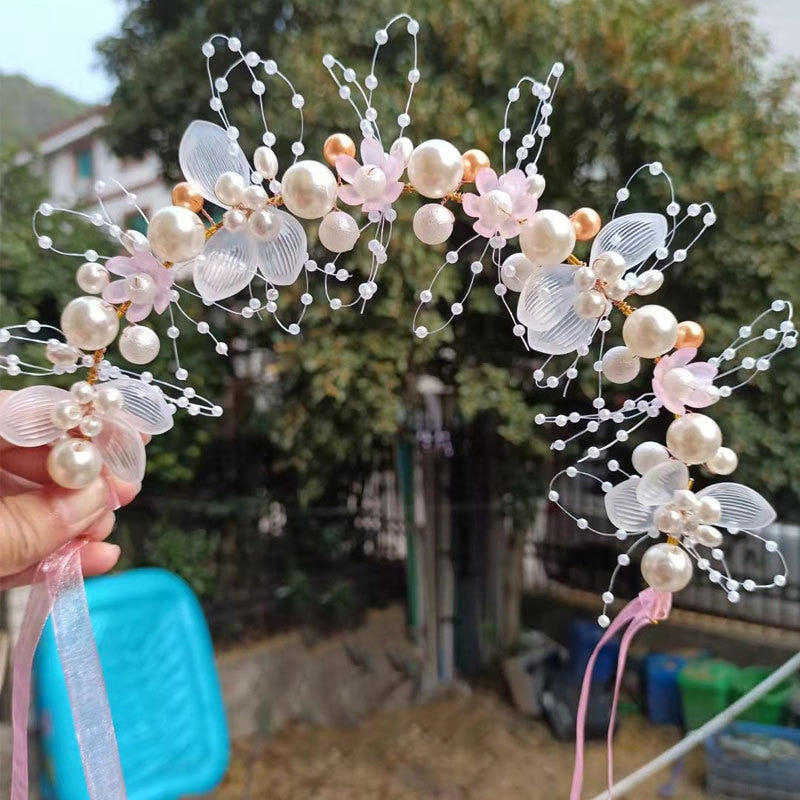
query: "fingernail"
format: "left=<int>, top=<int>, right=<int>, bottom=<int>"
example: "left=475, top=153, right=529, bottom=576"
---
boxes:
left=104, top=476, right=122, bottom=511
left=55, top=479, right=108, bottom=530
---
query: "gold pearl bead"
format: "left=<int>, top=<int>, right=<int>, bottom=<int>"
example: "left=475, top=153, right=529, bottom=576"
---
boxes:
left=569, top=207, right=602, bottom=241
left=675, top=320, right=705, bottom=349
left=171, top=182, right=204, bottom=213
left=323, top=133, right=356, bottom=167
left=461, top=148, right=491, bottom=183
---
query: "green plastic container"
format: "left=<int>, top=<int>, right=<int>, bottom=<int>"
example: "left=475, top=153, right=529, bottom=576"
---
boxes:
left=731, top=666, right=795, bottom=725
left=678, top=658, right=737, bottom=729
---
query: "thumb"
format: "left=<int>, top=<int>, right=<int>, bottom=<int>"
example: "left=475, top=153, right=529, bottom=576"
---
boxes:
left=0, top=478, right=112, bottom=578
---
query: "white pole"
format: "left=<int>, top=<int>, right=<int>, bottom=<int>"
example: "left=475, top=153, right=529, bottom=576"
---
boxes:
left=589, top=650, right=800, bottom=800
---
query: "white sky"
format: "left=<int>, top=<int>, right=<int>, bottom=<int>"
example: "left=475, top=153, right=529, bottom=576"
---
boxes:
left=0, top=0, right=797, bottom=105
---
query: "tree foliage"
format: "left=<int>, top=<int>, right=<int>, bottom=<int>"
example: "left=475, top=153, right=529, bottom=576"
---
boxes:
left=89, top=0, right=800, bottom=513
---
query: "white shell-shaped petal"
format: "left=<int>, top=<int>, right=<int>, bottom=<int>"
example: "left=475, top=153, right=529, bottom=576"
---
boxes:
left=193, top=229, right=258, bottom=302
left=526, top=309, right=596, bottom=355
left=178, top=120, right=251, bottom=206
left=696, top=483, right=777, bottom=530
left=254, top=210, right=308, bottom=286
left=517, top=265, right=576, bottom=332
left=95, top=418, right=146, bottom=483
left=591, top=213, right=668, bottom=269
left=106, top=378, right=174, bottom=436
left=604, top=476, right=653, bottom=531
left=636, top=460, right=689, bottom=506
left=0, top=386, right=70, bottom=446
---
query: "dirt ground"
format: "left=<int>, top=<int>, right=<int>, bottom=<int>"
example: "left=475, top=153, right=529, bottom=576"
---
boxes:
left=215, top=688, right=709, bottom=800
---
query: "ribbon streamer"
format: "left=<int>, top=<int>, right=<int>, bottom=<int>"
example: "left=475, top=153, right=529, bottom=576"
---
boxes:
left=11, top=539, right=127, bottom=800
left=570, top=588, right=672, bottom=800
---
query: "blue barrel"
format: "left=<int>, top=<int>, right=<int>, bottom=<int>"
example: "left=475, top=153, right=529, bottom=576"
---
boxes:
left=568, top=619, right=620, bottom=683
left=643, top=653, right=688, bottom=725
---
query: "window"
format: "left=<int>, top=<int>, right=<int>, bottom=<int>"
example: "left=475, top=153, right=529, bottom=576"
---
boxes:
left=75, top=147, right=93, bottom=179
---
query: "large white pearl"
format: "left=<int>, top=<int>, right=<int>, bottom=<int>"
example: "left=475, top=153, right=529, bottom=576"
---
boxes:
left=47, top=438, right=103, bottom=489
left=353, top=165, right=388, bottom=200
left=519, top=209, right=576, bottom=266
left=61, top=296, right=120, bottom=350
left=46, top=340, right=80, bottom=366
left=706, top=446, right=738, bottom=475
left=660, top=366, right=695, bottom=402
left=214, top=171, right=246, bottom=206
left=76, top=262, right=110, bottom=294
left=248, top=209, right=281, bottom=242
left=280, top=160, right=337, bottom=219
left=573, top=290, right=607, bottom=319
left=254, top=146, right=278, bottom=180
left=666, top=413, right=722, bottom=465
left=593, top=251, right=626, bottom=281
left=119, top=325, right=161, bottom=364
left=601, top=345, right=641, bottom=383
left=318, top=210, right=360, bottom=252
left=148, top=206, right=206, bottom=263
left=632, top=441, right=670, bottom=474
left=500, top=253, right=538, bottom=292
left=125, top=273, right=158, bottom=304
left=407, top=139, right=463, bottom=199
left=390, top=136, right=414, bottom=167
left=640, top=543, right=693, bottom=592
left=622, top=304, right=678, bottom=358
left=413, top=203, right=455, bottom=245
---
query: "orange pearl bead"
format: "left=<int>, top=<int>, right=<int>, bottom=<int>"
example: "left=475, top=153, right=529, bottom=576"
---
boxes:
left=323, top=133, right=356, bottom=167
left=171, top=182, right=204, bottom=213
left=570, top=207, right=602, bottom=241
left=675, top=321, right=705, bottom=349
left=461, top=148, right=491, bottom=183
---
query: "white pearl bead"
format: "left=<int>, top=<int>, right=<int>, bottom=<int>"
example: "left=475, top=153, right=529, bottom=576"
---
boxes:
left=413, top=203, right=455, bottom=245
left=694, top=524, right=723, bottom=548
left=696, top=495, right=722, bottom=524
left=573, top=266, right=597, bottom=291
left=601, top=345, right=641, bottom=384
left=242, top=184, right=268, bottom=210
left=407, top=139, right=463, bottom=199
left=660, top=366, right=695, bottom=402
left=705, top=446, right=738, bottom=475
left=390, top=136, right=414, bottom=167
left=76, top=262, right=110, bottom=294
left=640, top=542, right=693, bottom=592
left=214, top=171, right=246, bottom=206
left=61, top=296, right=120, bottom=350
left=573, top=289, right=607, bottom=319
left=622, top=304, right=678, bottom=358
left=632, top=441, right=670, bottom=474
left=519, top=209, right=576, bottom=266
left=254, top=146, right=279, bottom=180
left=526, top=173, right=546, bottom=199
left=605, top=278, right=629, bottom=301
left=51, top=399, right=83, bottom=430
left=666, top=413, right=722, bottom=465
left=353, top=165, right=388, bottom=200
left=79, top=416, right=104, bottom=438
left=247, top=209, right=281, bottom=241
left=148, top=206, right=206, bottom=263
left=318, top=211, right=360, bottom=252
left=46, top=340, right=80, bottom=367
left=280, top=160, right=337, bottom=219
left=593, top=251, right=626, bottom=281
left=500, top=253, right=537, bottom=292
left=223, top=208, right=248, bottom=232
left=121, top=229, right=150, bottom=255
left=653, top=506, right=683, bottom=534
left=47, top=438, right=103, bottom=489
left=124, top=272, right=158, bottom=304
left=94, top=385, right=125, bottom=414
left=119, top=325, right=161, bottom=364
left=635, top=270, right=664, bottom=296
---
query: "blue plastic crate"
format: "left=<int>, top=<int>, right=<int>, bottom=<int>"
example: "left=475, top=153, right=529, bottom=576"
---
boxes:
left=568, top=619, right=620, bottom=683
left=705, top=721, right=800, bottom=799
left=643, top=653, right=688, bottom=726
left=34, top=568, right=229, bottom=800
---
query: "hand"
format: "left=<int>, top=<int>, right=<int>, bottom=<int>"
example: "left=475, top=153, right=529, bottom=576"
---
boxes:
left=0, top=394, right=141, bottom=589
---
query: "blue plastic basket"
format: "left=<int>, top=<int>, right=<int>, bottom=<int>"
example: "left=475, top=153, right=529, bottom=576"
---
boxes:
left=705, top=721, right=800, bottom=800
left=643, top=653, right=688, bottom=726
left=34, top=568, right=229, bottom=800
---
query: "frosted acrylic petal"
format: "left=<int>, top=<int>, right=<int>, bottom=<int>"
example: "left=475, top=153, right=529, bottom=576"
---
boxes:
left=178, top=120, right=251, bottom=206
left=605, top=476, right=653, bottom=531
left=95, top=418, right=146, bottom=483
left=193, top=229, right=257, bottom=301
left=105, top=378, right=174, bottom=436
left=253, top=210, right=309, bottom=286
left=636, top=460, right=689, bottom=506
left=517, top=265, right=576, bottom=331
left=526, top=309, right=596, bottom=355
left=696, top=483, right=777, bottom=530
left=0, top=386, right=71, bottom=446
left=590, top=213, right=668, bottom=269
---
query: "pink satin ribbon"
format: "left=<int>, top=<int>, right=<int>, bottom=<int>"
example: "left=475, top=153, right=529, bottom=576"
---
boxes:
left=569, top=588, right=672, bottom=800
left=11, top=539, right=127, bottom=800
